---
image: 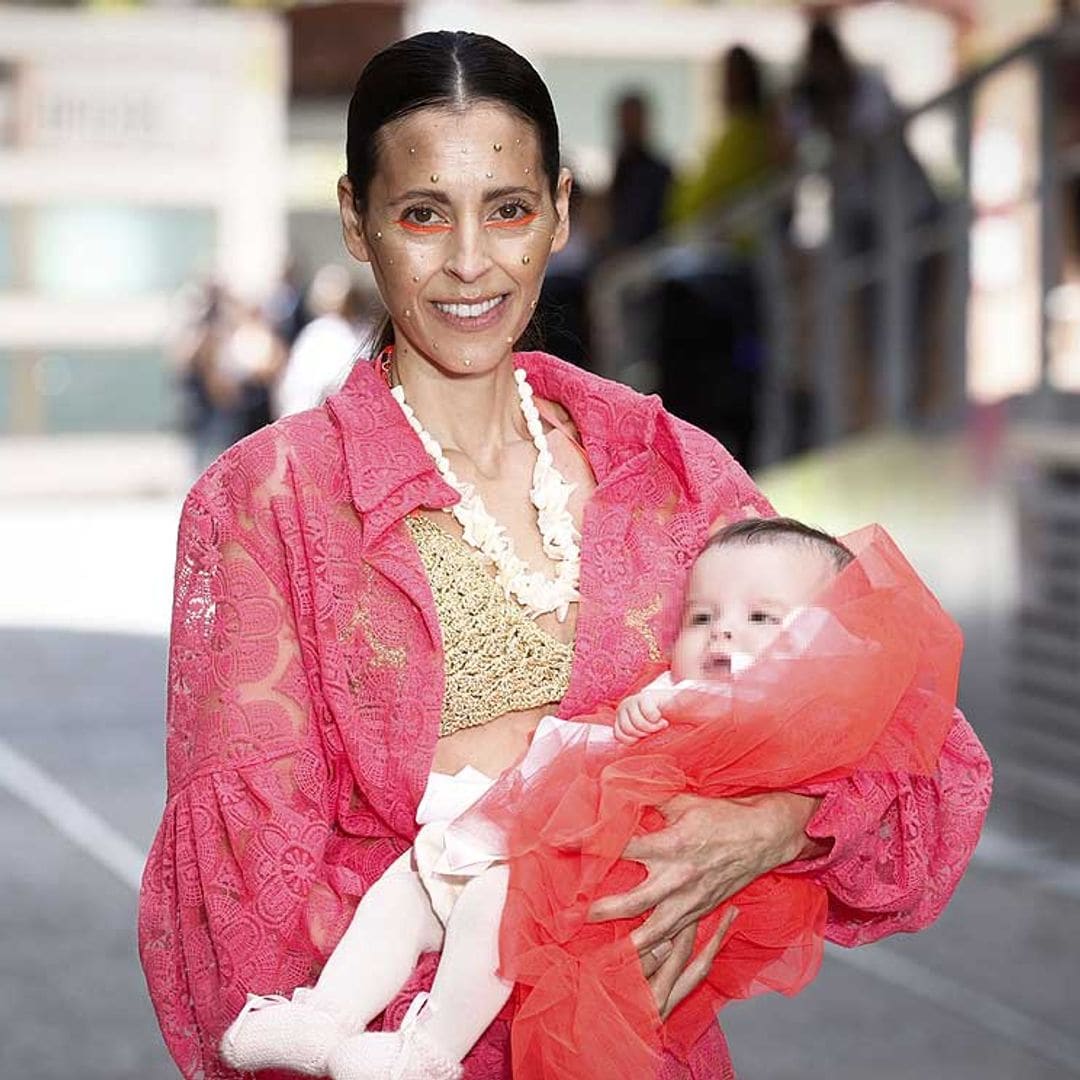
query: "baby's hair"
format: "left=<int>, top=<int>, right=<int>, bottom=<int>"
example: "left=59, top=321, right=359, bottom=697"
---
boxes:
left=706, top=516, right=854, bottom=571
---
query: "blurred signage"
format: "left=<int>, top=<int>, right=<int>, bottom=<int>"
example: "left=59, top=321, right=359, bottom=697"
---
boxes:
left=25, top=68, right=222, bottom=154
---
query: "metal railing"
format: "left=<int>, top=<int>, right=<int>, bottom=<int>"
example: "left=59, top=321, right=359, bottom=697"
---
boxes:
left=590, top=17, right=1080, bottom=468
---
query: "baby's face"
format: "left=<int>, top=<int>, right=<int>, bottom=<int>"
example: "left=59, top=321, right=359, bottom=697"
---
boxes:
left=670, top=540, right=836, bottom=682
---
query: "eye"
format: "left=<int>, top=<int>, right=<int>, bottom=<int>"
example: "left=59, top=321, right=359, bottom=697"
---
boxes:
left=402, top=205, right=442, bottom=225
left=749, top=610, right=781, bottom=625
left=688, top=609, right=711, bottom=626
left=491, top=199, right=533, bottom=223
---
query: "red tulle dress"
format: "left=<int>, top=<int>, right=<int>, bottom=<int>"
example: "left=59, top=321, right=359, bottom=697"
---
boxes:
left=455, top=525, right=963, bottom=1080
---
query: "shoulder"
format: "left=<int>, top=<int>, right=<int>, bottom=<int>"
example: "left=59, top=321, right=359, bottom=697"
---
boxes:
left=521, top=352, right=770, bottom=516
left=186, top=405, right=346, bottom=524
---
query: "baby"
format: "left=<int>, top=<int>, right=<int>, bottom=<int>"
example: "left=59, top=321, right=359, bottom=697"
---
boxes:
left=614, top=515, right=851, bottom=744
left=221, top=516, right=954, bottom=1080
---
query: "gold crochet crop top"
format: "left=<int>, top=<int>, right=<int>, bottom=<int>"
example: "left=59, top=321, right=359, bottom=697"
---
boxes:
left=406, top=514, right=574, bottom=737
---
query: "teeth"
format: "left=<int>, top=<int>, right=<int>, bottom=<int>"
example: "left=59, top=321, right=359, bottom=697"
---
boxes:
left=434, top=296, right=503, bottom=319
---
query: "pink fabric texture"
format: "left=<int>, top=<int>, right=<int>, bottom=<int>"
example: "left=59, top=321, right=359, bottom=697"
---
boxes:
left=138, top=353, right=992, bottom=1079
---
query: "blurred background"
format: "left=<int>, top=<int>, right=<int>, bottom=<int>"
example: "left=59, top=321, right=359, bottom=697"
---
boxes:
left=2, top=0, right=1079, bottom=1077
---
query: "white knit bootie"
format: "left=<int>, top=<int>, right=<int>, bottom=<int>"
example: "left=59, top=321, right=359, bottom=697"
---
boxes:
left=219, top=987, right=346, bottom=1075
left=326, top=993, right=464, bottom=1080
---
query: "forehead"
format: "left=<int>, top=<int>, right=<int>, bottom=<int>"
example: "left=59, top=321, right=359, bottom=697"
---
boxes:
left=374, top=102, right=542, bottom=181
left=689, top=540, right=831, bottom=596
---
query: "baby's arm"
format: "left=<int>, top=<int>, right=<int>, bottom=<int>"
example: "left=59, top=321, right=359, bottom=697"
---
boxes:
left=614, top=682, right=678, bottom=744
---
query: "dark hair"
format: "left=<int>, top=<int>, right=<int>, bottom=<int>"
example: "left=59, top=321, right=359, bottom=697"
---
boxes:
left=724, top=45, right=764, bottom=114
left=345, top=31, right=561, bottom=356
left=706, top=516, right=854, bottom=571
left=347, top=31, right=560, bottom=206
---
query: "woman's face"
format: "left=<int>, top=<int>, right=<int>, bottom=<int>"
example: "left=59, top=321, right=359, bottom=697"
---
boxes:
left=339, top=102, right=572, bottom=376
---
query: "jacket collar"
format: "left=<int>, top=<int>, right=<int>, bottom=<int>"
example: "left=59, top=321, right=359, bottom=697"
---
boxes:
left=325, top=351, right=699, bottom=549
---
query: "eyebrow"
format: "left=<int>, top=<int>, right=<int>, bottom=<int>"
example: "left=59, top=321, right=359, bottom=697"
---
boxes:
left=387, top=184, right=540, bottom=207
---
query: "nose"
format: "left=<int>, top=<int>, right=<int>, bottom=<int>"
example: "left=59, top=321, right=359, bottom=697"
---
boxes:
left=444, top=221, right=493, bottom=284
left=708, top=620, right=735, bottom=649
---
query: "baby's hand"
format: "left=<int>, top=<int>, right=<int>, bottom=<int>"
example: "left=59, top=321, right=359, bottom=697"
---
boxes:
left=614, top=691, right=670, bottom=744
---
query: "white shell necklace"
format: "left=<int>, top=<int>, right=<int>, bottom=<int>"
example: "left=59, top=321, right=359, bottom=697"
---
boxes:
left=390, top=366, right=581, bottom=621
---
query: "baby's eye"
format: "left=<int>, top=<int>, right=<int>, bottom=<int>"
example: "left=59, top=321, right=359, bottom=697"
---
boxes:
left=749, top=610, right=781, bottom=625
left=688, top=610, right=711, bottom=626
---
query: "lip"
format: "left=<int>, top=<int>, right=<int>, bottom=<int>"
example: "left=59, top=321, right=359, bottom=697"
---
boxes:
left=429, top=293, right=510, bottom=332
left=701, top=654, right=733, bottom=678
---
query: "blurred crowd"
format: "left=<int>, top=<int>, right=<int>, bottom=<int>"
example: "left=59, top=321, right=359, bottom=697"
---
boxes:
left=172, top=16, right=933, bottom=471
left=169, top=263, right=379, bottom=471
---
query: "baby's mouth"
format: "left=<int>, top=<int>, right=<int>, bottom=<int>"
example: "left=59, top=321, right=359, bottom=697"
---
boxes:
left=702, top=653, right=733, bottom=678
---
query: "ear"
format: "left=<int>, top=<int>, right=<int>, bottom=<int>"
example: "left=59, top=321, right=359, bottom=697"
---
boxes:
left=338, top=175, right=371, bottom=263
left=550, top=166, right=573, bottom=255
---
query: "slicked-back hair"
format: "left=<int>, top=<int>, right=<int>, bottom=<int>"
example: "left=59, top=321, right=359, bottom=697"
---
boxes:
left=346, top=31, right=560, bottom=211
left=345, top=31, right=561, bottom=357
left=706, top=516, right=854, bottom=571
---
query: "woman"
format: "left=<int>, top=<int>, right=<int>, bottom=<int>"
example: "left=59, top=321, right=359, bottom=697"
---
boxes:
left=667, top=45, right=781, bottom=227
left=138, top=31, right=991, bottom=1080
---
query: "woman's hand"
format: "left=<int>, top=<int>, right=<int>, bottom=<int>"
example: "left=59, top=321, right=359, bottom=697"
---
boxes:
left=588, top=791, right=826, bottom=1013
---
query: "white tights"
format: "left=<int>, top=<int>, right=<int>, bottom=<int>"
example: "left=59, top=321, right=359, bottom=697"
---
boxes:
left=313, top=848, right=512, bottom=1062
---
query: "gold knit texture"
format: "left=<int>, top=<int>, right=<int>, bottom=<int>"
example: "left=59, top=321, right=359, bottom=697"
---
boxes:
left=406, top=515, right=574, bottom=737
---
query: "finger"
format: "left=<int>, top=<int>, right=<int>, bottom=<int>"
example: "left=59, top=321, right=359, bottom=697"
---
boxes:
left=642, top=698, right=664, bottom=724
left=647, top=923, right=696, bottom=1016
left=638, top=939, right=674, bottom=979
left=587, top=875, right=668, bottom=923
left=661, top=907, right=738, bottom=1019
left=619, top=832, right=663, bottom=862
left=630, top=896, right=705, bottom=953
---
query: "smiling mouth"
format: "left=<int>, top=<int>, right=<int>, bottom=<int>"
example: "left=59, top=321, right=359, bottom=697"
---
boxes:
left=432, top=295, right=507, bottom=319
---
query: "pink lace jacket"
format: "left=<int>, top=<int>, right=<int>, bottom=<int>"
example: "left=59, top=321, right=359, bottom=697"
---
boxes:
left=138, top=352, right=992, bottom=1080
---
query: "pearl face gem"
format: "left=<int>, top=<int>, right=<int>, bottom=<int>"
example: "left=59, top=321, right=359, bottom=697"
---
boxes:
left=463, top=358, right=473, bottom=367
left=374, top=231, right=382, bottom=240
left=412, top=275, right=420, bottom=283
left=430, top=173, right=439, bottom=182
left=522, top=254, right=531, bottom=265
left=494, top=142, right=502, bottom=152
left=404, top=308, right=413, bottom=318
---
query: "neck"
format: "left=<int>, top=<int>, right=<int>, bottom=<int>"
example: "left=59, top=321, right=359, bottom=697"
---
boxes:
left=392, top=344, right=527, bottom=473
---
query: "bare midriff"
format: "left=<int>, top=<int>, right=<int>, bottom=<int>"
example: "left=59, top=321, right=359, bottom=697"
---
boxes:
left=432, top=702, right=555, bottom=777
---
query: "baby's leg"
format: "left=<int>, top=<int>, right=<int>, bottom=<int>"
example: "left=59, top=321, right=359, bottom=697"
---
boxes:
left=421, top=863, right=513, bottom=1059
left=328, top=864, right=512, bottom=1080
left=312, top=849, right=445, bottom=1029
left=221, top=849, right=443, bottom=1074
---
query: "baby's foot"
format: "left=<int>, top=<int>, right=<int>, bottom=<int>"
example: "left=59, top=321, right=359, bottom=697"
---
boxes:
left=325, top=1030, right=403, bottom=1080
left=219, top=989, right=344, bottom=1075
left=327, top=994, right=463, bottom=1080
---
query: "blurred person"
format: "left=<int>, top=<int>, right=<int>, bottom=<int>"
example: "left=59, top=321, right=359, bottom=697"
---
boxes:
left=276, top=264, right=374, bottom=417
left=218, top=300, right=288, bottom=439
left=264, top=257, right=312, bottom=348
left=168, top=279, right=236, bottom=473
left=607, top=91, right=672, bottom=252
left=788, top=16, right=941, bottom=428
left=139, top=29, right=991, bottom=1080
left=788, top=16, right=938, bottom=252
left=668, top=46, right=781, bottom=227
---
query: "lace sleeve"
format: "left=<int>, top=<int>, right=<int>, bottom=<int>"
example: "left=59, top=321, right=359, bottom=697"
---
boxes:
left=777, top=709, right=992, bottom=944
left=137, top=489, right=392, bottom=1079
